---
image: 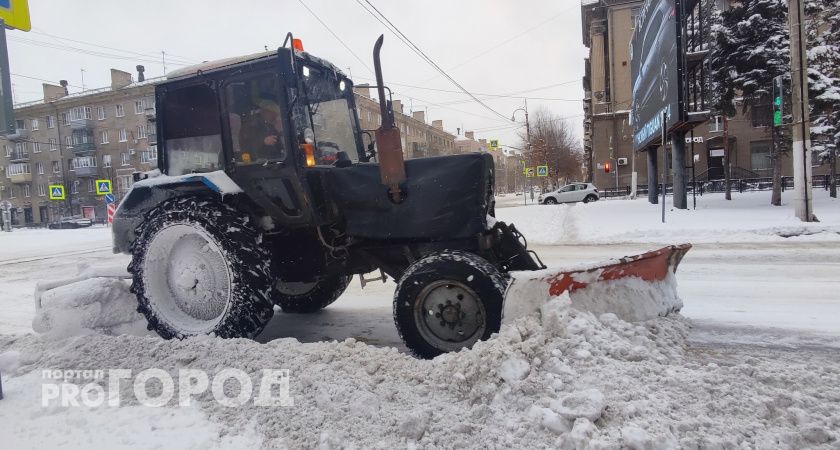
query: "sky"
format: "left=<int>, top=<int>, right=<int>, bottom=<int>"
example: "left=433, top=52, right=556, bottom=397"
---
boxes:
left=7, top=0, right=587, bottom=150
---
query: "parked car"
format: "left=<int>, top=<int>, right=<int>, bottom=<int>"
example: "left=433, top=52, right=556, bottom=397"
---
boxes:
left=538, top=183, right=600, bottom=204
left=48, top=217, right=94, bottom=229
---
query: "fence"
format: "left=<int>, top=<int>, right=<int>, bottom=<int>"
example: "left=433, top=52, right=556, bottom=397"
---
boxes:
left=600, top=175, right=838, bottom=199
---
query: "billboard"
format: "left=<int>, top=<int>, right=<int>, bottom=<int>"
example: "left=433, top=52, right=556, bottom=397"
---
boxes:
left=630, top=0, right=683, bottom=151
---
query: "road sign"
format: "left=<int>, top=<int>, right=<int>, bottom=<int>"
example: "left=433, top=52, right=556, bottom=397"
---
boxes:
left=526, top=168, right=535, bottom=178
left=0, top=0, right=31, bottom=32
left=489, top=139, right=499, bottom=150
left=536, top=165, right=548, bottom=177
left=104, top=193, right=116, bottom=204
left=48, top=184, right=65, bottom=200
left=107, top=203, right=117, bottom=224
left=95, top=179, right=112, bottom=195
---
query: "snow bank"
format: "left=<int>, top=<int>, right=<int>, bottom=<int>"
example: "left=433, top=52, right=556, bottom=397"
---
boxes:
left=496, top=190, right=840, bottom=245
left=32, top=277, right=149, bottom=339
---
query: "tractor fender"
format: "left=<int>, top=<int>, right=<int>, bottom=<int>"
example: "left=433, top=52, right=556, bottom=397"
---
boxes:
left=112, top=171, right=243, bottom=254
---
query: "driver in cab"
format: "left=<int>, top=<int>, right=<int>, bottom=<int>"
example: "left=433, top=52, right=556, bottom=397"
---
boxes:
left=240, top=99, right=286, bottom=163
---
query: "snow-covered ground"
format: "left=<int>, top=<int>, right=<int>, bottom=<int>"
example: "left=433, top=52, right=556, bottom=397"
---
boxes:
left=0, top=190, right=839, bottom=448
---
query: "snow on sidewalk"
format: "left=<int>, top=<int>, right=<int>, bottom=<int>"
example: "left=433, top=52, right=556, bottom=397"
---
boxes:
left=496, top=190, right=840, bottom=245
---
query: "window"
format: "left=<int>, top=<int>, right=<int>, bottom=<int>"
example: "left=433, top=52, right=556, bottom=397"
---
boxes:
left=7, top=163, right=30, bottom=176
left=708, top=115, right=723, bottom=132
left=48, top=138, right=57, bottom=151
left=46, top=115, right=55, bottom=129
left=750, top=141, right=772, bottom=171
left=4, top=145, right=10, bottom=157
left=31, top=118, right=39, bottom=130
left=61, top=112, right=70, bottom=126
left=36, top=162, right=44, bottom=174
left=52, top=161, right=60, bottom=173
left=13, top=142, right=28, bottom=159
left=141, top=149, right=157, bottom=163
left=87, top=179, right=94, bottom=193
left=33, top=142, right=41, bottom=153
left=100, top=130, right=109, bottom=144
left=118, top=128, right=127, bottom=142
left=70, top=106, right=92, bottom=121
left=135, top=100, right=144, bottom=114
left=15, top=119, right=25, bottom=130
left=121, top=152, right=130, bottom=166
left=9, top=186, right=15, bottom=198
left=165, top=83, right=224, bottom=175
left=116, top=104, right=125, bottom=117
left=137, top=124, right=147, bottom=139
left=72, top=156, right=97, bottom=169
left=117, top=175, right=133, bottom=193
left=102, top=154, right=112, bottom=167
left=38, top=184, right=46, bottom=197
left=97, top=106, right=106, bottom=120
left=72, top=180, right=79, bottom=194
left=24, top=184, right=30, bottom=197
left=65, top=135, right=72, bottom=147
left=750, top=102, right=772, bottom=128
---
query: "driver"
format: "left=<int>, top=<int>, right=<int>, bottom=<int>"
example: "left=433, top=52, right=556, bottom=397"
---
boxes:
left=240, top=99, right=286, bottom=163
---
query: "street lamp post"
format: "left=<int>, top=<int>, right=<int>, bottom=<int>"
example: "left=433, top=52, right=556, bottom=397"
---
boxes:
left=512, top=99, right=531, bottom=204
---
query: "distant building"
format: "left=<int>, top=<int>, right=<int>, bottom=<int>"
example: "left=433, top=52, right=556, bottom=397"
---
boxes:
left=1, top=66, right=157, bottom=226
left=580, top=0, right=828, bottom=191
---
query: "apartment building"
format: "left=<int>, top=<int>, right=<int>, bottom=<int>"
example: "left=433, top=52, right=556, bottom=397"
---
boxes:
left=353, top=84, right=457, bottom=158
left=581, top=0, right=828, bottom=191
left=0, top=67, right=157, bottom=226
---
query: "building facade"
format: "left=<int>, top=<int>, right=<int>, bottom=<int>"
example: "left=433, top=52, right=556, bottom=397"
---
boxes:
left=581, top=0, right=829, bottom=192
left=1, top=67, right=157, bottom=226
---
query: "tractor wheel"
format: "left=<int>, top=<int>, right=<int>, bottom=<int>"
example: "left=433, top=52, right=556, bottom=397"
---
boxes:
left=128, top=197, right=274, bottom=340
left=583, top=194, right=598, bottom=203
left=393, top=251, right=506, bottom=359
left=273, top=275, right=351, bottom=313
left=543, top=197, right=558, bottom=205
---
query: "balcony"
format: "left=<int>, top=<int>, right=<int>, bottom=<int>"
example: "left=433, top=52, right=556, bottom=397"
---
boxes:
left=73, top=166, right=98, bottom=178
left=69, top=118, right=95, bottom=130
left=145, top=107, right=156, bottom=122
left=9, top=151, right=29, bottom=162
left=5, top=128, right=29, bottom=142
left=7, top=163, right=31, bottom=183
left=70, top=142, right=96, bottom=155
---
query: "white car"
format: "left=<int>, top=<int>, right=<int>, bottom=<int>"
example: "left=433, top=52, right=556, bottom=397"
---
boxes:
left=538, top=183, right=600, bottom=204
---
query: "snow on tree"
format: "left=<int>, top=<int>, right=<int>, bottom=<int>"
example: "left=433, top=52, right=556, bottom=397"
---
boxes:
left=806, top=0, right=839, bottom=196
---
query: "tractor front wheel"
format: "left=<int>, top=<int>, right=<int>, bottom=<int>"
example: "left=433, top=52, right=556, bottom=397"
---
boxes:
left=273, top=275, right=351, bottom=313
left=128, top=197, right=274, bottom=340
left=393, top=251, right=506, bottom=359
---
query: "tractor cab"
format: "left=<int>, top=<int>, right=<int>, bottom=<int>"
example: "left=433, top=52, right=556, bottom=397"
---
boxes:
left=154, top=39, right=365, bottom=225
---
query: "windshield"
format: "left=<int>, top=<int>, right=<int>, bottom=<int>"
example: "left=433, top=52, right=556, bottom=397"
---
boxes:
left=300, top=65, right=361, bottom=164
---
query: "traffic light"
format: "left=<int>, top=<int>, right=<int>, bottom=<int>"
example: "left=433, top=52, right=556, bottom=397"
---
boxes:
left=604, top=162, right=611, bottom=173
left=772, top=75, right=784, bottom=127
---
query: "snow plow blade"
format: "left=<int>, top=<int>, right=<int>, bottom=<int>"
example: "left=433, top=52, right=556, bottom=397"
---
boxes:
left=503, top=244, right=692, bottom=323
left=34, top=265, right=131, bottom=311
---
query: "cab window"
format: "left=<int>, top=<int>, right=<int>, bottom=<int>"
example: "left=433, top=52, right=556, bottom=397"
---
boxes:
left=225, top=74, right=286, bottom=165
left=162, top=84, right=223, bottom=176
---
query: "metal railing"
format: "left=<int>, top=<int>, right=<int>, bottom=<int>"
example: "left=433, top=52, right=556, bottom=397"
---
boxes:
left=600, top=175, right=838, bottom=199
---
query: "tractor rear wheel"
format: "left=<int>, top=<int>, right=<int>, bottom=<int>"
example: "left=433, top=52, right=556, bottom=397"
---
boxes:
left=273, top=275, right=351, bottom=313
left=128, top=197, right=274, bottom=340
left=393, top=251, right=506, bottom=359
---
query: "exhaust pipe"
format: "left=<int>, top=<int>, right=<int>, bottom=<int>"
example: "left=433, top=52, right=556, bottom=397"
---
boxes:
left=372, top=35, right=406, bottom=203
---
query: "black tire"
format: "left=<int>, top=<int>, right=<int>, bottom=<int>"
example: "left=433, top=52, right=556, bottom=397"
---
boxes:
left=394, top=251, right=507, bottom=359
left=543, top=197, right=558, bottom=205
left=583, top=194, right=598, bottom=203
left=273, top=275, right=351, bottom=313
left=128, top=197, right=274, bottom=340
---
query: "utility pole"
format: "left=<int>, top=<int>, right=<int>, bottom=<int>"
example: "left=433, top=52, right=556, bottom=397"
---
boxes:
left=723, top=113, right=731, bottom=200
left=788, top=0, right=815, bottom=221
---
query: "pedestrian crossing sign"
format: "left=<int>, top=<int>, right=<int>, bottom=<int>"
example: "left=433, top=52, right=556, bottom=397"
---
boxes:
left=0, top=0, right=32, bottom=32
left=489, top=139, right=499, bottom=150
left=48, top=184, right=65, bottom=200
left=95, top=179, right=112, bottom=195
left=536, top=165, right=548, bottom=177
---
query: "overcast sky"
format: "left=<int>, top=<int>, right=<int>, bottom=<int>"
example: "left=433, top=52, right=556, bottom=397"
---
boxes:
left=8, top=0, right=587, bottom=149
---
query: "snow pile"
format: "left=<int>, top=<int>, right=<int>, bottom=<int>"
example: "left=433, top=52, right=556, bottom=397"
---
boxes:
left=495, top=190, right=840, bottom=245
left=32, top=277, right=149, bottom=339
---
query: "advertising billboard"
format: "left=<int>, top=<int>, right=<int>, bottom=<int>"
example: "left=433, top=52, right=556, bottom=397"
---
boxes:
left=630, top=0, right=683, bottom=151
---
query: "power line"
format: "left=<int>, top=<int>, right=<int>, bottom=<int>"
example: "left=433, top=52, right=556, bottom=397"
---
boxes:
left=28, top=29, right=198, bottom=65
left=355, top=0, right=511, bottom=123
left=8, top=37, right=192, bottom=67
left=11, top=73, right=83, bottom=89
left=296, top=0, right=375, bottom=77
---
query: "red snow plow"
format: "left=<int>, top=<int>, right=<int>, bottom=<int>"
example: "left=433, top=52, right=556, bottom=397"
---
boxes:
left=503, top=244, right=692, bottom=323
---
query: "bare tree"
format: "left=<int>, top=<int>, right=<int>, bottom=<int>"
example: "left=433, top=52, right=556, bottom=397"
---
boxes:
left=518, top=108, right=584, bottom=189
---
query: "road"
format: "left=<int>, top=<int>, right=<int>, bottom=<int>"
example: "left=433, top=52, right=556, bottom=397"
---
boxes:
left=3, top=232, right=838, bottom=350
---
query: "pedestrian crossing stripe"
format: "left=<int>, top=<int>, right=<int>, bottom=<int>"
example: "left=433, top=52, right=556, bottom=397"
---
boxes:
left=49, top=184, right=65, bottom=200
left=95, top=179, right=112, bottom=195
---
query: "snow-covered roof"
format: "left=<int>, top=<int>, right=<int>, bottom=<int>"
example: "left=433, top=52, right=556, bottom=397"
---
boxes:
left=14, top=76, right=163, bottom=109
left=166, top=51, right=276, bottom=80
